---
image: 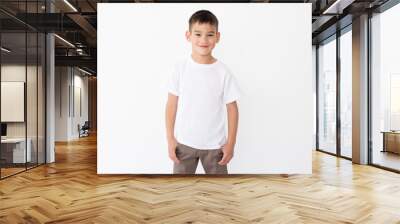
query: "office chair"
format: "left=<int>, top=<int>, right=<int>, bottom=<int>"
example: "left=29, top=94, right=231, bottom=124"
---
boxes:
left=79, top=121, right=90, bottom=138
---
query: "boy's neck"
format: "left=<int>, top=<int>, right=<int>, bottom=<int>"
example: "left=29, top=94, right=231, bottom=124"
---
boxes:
left=191, top=53, right=217, bottom=64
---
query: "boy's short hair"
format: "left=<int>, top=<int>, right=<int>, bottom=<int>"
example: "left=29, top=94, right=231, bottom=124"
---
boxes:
left=189, top=10, right=219, bottom=31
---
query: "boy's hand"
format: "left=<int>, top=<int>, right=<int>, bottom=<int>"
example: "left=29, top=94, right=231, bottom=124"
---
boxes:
left=168, top=137, right=180, bottom=164
left=218, top=143, right=234, bottom=165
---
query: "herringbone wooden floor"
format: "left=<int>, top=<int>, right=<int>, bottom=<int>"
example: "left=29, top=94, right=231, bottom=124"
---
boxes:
left=1, top=134, right=400, bottom=224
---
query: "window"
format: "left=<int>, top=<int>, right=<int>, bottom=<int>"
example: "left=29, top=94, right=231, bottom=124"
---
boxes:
left=371, top=3, right=400, bottom=171
left=340, top=28, right=352, bottom=158
left=318, top=36, right=337, bottom=154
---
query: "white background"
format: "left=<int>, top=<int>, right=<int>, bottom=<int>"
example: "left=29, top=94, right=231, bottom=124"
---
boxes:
left=98, top=3, right=312, bottom=174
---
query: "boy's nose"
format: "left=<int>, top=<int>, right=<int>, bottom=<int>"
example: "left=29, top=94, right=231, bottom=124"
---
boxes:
left=200, top=36, right=208, bottom=42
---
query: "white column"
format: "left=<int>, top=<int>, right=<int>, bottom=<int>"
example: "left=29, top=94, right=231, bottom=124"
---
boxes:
left=46, top=1, right=55, bottom=163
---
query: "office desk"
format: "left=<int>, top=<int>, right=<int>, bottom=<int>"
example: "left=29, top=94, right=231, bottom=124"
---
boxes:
left=381, top=131, right=400, bottom=154
left=1, top=138, right=32, bottom=163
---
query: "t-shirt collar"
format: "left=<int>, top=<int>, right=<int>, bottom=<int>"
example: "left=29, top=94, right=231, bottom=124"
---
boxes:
left=189, top=55, right=219, bottom=67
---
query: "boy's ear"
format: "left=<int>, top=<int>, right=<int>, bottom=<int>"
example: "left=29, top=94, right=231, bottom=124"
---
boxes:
left=216, top=31, right=221, bottom=43
left=185, top=31, right=191, bottom=41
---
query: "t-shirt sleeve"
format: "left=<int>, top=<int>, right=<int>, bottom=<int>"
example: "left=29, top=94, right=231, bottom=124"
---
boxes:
left=167, top=64, right=180, bottom=96
left=223, top=72, right=241, bottom=104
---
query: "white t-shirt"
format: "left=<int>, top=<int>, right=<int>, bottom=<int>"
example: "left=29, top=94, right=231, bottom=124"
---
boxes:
left=167, top=56, right=241, bottom=150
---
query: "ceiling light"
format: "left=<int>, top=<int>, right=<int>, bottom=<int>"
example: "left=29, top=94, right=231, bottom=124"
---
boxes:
left=54, top=34, right=75, bottom=48
left=78, top=67, right=93, bottom=76
left=323, top=0, right=355, bottom=14
left=1, top=47, right=11, bottom=53
left=63, top=0, right=78, bottom=12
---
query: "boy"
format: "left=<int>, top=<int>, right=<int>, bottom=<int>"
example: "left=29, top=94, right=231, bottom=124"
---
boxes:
left=165, top=10, right=241, bottom=174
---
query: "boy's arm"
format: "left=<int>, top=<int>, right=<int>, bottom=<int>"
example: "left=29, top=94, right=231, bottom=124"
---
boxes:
left=218, top=101, right=239, bottom=165
left=166, top=93, right=180, bottom=163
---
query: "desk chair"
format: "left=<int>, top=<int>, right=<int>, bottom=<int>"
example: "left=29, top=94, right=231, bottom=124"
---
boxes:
left=78, top=121, right=90, bottom=138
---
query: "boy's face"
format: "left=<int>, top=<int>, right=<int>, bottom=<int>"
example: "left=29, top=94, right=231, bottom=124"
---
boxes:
left=186, top=22, right=220, bottom=57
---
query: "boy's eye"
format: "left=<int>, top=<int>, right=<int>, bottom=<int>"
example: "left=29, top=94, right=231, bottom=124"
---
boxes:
left=207, top=34, right=214, bottom=37
left=195, top=34, right=201, bottom=37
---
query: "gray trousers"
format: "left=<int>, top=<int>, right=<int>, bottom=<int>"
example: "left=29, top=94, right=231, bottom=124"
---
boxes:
left=173, top=142, right=228, bottom=174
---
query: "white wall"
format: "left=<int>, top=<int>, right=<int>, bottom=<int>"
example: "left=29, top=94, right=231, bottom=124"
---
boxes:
left=98, top=3, right=313, bottom=174
left=71, top=72, right=89, bottom=138
left=55, top=67, right=89, bottom=141
left=55, top=66, right=69, bottom=141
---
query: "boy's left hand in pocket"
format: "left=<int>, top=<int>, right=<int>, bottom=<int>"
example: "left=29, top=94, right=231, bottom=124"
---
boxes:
left=218, top=143, right=234, bottom=165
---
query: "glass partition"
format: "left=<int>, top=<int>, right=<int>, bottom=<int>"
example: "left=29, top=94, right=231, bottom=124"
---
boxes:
left=317, top=36, right=337, bottom=155
left=27, top=31, right=38, bottom=169
left=38, top=32, right=45, bottom=165
left=0, top=1, right=46, bottom=179
left=339, top=28, right=352, bottom=158
left=371, top=3, right=400, bottom=171
left=0, top=31, right=28, bottom=177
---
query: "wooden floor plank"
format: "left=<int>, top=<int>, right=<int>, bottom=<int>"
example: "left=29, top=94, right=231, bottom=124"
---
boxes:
left=0, top=134, right=400, bottom=223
